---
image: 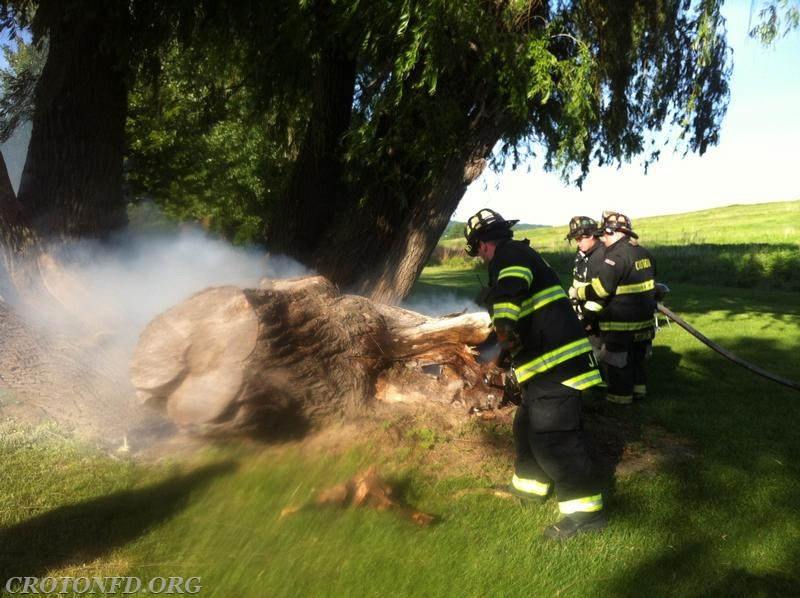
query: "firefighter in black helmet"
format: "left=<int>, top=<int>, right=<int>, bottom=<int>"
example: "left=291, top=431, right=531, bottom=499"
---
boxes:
left=565, top=218, right=605, bottom=324
left=465, top=208, right=606, bottom=539
left=573, top=211, right=657, bottom=404
left=565, top=216, right=606, bottom=383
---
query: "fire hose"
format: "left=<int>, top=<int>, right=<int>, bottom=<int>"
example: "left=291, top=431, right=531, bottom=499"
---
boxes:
left=656, top=302, right=800, bottom=392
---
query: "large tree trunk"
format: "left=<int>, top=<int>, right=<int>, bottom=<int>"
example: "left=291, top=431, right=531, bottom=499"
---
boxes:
left=309, top=99, right=512, bottom=303
left=264, top=10, right=513, bottom=304
left=131, top=276, right=498, bottom=436
left=265, top=1, right=358, bottom=265
left=15, top=1, right=130, bottom=243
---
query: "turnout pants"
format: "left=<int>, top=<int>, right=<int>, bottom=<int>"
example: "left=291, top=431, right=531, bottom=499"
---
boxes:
left=604, top=337, right=650, bottom=401
left=512, top=380, right=599, bottom=503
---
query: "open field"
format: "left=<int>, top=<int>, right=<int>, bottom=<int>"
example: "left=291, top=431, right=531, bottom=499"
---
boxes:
left=2, top=201, right=799, bottom=597
left=436, top=199, right=800, bottom=292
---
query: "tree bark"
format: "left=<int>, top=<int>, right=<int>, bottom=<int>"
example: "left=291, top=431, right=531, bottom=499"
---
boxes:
left=314, top=109, right=509, bottom=304
left=16, top=1, right=130, bottom=242
left=130, top=276, right=496, bottom=436
left=265, top=0, right=358, bottom=265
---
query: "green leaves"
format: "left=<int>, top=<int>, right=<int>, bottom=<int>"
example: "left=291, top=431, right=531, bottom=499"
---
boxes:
left=98, top=0, right=733, bottom=254
left=749, top=0, right=800, bottom=45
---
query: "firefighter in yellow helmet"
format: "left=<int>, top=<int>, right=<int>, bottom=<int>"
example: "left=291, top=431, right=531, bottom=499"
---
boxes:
left=465, top=208, right=606, bottom=539
left=573, top=212, right=657, bottom=404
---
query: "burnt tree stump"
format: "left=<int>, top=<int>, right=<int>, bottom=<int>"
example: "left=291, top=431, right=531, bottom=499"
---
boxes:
left=131, top=276, right=496, bottom=435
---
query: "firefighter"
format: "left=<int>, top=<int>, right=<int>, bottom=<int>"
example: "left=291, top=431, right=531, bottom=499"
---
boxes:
left=465, top=208, right=606, bottom=539
left=572, top=212, right=657, bottom=404
left=565, top=216, right=606, bottom=379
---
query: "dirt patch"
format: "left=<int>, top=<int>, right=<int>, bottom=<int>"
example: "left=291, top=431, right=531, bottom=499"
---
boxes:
left=581, top=396, right=697, bottom=479
left=190, top=396, right=698, bottom=487
left=2, top=338, right=695, bottom=482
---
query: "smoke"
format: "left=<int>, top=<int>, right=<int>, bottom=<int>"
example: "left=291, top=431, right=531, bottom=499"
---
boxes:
left=0, top=209, right=313, bottom=450
left=13, top=222, right=312, bottom=356
left=43, top=224, right=309, bottom=346
left=401, top=292, right=482, bottom=317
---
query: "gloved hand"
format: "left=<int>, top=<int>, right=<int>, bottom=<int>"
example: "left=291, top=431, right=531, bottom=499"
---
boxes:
left=494, top=321, right=522, bottom=357
left=496, top=349, right=513, bottom=370
left=568, top=286, right=578, bottom=300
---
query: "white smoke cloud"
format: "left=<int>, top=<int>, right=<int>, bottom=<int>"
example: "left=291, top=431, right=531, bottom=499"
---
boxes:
left=0, top=210, right=314, bottom=450
left=19, top=222, right=313, bottom=356
left=401, top=292, right=482, bottom=317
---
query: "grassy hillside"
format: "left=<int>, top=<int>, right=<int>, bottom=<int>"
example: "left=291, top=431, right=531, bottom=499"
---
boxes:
left=438, top=199, right=800, bottom=291
left=447, top=199, right=798, bottom=249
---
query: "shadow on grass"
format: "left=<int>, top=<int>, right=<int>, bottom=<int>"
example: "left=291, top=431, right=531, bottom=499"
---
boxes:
left=577, top=345, right=684, bottom=500
left=605, top=334, right=800, bottom=593
left=0, top=461, right=237, bottom=584
left=606, top=540, right=800, bottom=597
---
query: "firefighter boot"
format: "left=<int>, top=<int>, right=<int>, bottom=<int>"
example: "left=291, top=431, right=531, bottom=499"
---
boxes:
left=543, top=511, right=607, bottom=539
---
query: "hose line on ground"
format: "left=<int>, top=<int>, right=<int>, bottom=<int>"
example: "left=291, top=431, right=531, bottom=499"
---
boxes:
left=656, top=303, right=800, bottom=392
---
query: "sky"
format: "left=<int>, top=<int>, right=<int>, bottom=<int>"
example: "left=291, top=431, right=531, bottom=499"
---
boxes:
left=452, top=1, right=800, bottom=226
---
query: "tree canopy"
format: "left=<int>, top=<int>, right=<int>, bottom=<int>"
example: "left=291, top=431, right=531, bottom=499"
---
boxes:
left=1, top=0, right=733, bottom=302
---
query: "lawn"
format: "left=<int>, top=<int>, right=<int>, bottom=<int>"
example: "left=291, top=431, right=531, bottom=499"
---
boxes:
left=1, top=202, right=799, bottom=597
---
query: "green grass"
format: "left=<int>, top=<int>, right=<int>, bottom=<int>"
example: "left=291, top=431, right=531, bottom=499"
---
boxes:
left=438, top=199, right=800, bottom=291
left=493, top=199, right=800, bottom=251
left=3, top=281, right=799, bottom=596
left=2, top=201, right=800, bottom=597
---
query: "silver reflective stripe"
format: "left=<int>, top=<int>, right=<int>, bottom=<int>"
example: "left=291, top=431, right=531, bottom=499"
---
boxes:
left=492, top=302, right=521, bottom=322
left=562, top=369, right=602, bottom=390
left=498, top=266, right=533, bottom=286
left=519, top=285, right=568, bottom=317
left=513, top=338, right=593, bottom=384
left=598, top=319, right=653, bottom=331
left=559, top=494, right=603, bottom=514
left=616, top=279, right=655, bottom=295
left=590, top=278, right=610, bottom=298
left=583, top=300, right=604, bottom=312
left=512, top=474, right=551, bottom=496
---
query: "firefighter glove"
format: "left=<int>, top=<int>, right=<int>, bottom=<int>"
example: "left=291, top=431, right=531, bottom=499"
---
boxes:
left=494, top=321, right=522, bottom=357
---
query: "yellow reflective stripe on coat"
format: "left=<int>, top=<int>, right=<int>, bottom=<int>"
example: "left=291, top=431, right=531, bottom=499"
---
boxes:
left=562, top=369, right=602, bottom=390
left=512, top=474, right=551, bottom=497
left=498, top=266, right=533, bottom=286
left=559, top=494, right=603, bottom=514
left=492, top=302, right=521, bottom=322
left=616, top=279, right=655, bottom=295
left=590, top=278, right=610, bottom=298
left=513, top=338, right=593, bottom=383
left=598, top=319, right=654, bottom=331
left=583, top=300, right=604, bottom=313
left=519, top=285, right=567, bottom=317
